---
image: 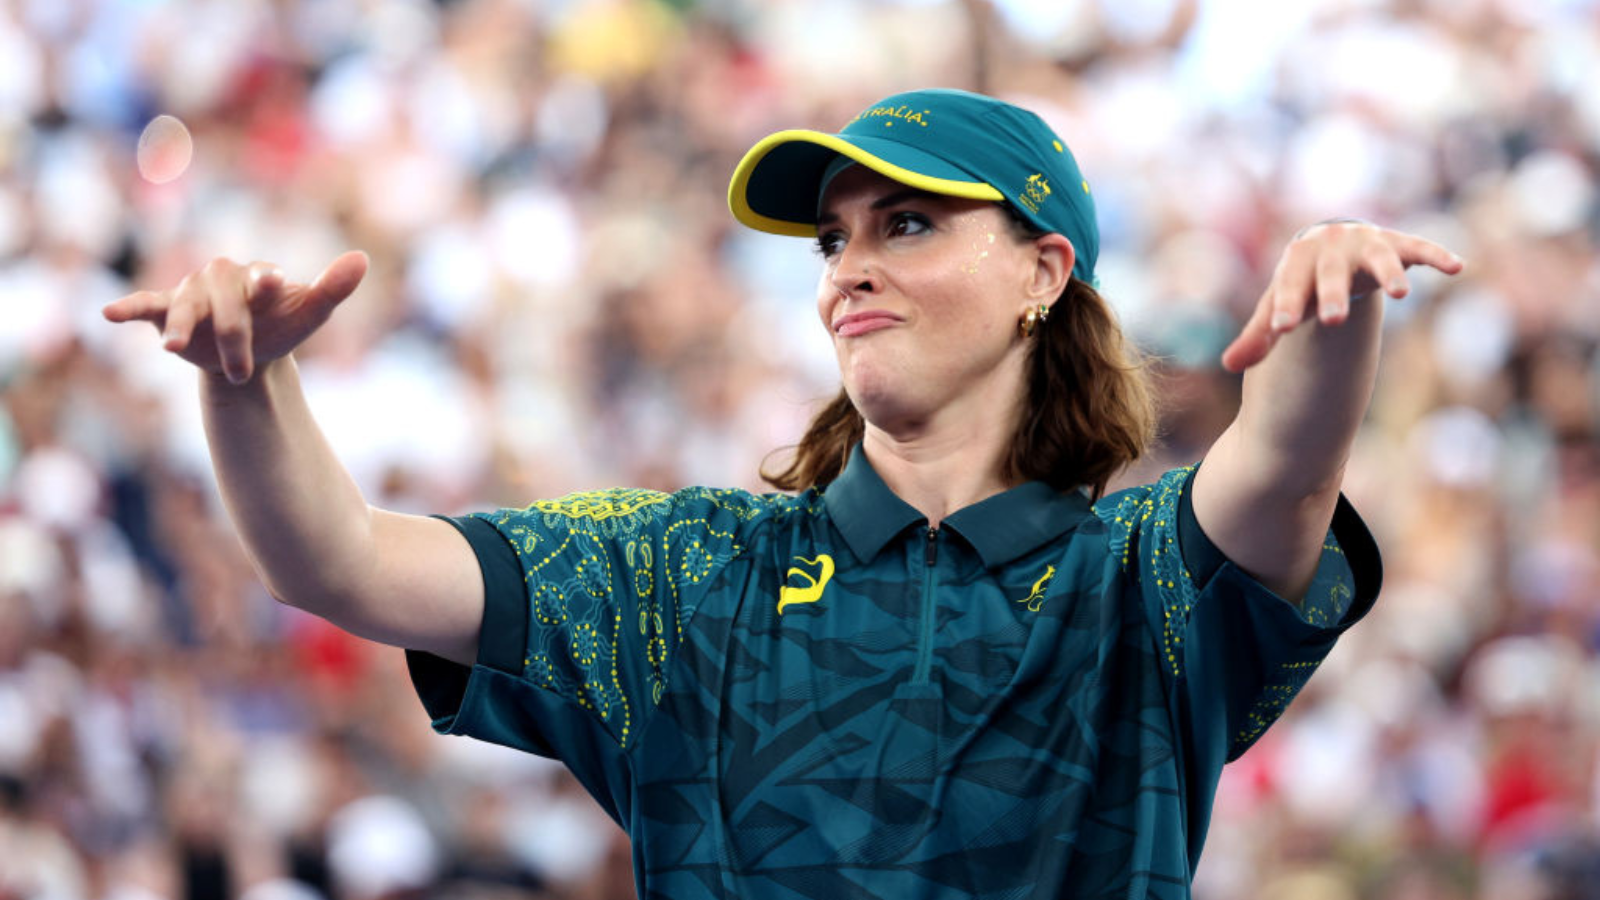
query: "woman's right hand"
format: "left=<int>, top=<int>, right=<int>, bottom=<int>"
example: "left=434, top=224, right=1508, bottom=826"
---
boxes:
left=103, top=251, right=369, bottom=384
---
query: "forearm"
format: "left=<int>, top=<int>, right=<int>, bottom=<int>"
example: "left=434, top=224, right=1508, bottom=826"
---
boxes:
left=1195, top=292, right=1383, bottom=599
left=200, top=355, right=378, bottom=616
left=1236, top=288, right=1383, bottom=495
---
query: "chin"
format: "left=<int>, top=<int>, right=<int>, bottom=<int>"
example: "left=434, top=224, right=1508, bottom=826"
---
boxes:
left=840, top=360, right=894, bottom=405
left=839, top=349, right=932, bottom=425
left=843, top=377, right=922, bottom=432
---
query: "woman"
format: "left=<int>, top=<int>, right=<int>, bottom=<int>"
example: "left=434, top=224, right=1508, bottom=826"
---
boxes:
left=105, top=88, right=1462, bottom=898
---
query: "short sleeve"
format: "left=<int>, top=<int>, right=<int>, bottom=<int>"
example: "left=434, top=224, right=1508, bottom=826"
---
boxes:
left=408, top=516, right=532, bottom=739
left=1097, top=466, right=1381, bottom=763
left=406, top=487, right=759, bottom=817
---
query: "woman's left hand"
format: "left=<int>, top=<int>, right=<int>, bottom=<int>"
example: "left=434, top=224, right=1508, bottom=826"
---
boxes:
left=1220, top=220, right=1464, bottom=372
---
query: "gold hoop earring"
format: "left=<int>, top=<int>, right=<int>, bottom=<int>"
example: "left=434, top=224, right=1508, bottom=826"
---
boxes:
left=1019, top=303, right=1050, bottom=338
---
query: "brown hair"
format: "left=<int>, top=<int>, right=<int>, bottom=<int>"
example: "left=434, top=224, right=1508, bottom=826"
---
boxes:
left=762, top=210, right=1158, bottom=499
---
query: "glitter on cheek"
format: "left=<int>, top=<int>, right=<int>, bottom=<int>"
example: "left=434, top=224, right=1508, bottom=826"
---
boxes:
left=963, top=232, right=996, bottom=275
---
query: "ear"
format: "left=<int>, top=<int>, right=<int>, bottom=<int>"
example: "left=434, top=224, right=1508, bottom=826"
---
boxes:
left=1027, top=233, right=1075, bottom=306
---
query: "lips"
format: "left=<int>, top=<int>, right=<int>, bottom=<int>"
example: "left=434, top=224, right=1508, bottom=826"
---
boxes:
left=832, top=311, right=903, bottom=337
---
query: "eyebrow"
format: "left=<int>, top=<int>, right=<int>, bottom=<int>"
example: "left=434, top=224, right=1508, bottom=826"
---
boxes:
left=816, top=188, right=938, bottom=226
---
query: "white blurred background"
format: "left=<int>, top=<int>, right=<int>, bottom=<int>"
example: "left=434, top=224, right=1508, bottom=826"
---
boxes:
left=2, top=0, right=1599, bottom=897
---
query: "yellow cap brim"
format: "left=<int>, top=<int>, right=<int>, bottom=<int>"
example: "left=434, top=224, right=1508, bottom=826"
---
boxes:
left=727, top=129, right=1004, bottom=237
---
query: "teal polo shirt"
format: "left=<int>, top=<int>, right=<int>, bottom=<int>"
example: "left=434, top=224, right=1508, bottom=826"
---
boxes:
left=409, top=446, right=1379, bottom=899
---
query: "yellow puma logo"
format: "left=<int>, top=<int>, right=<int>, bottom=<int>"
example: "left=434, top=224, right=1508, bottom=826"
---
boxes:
left=778, top=554, right=834, bottom=615
left=1019, top=565, right=1056, bottom=612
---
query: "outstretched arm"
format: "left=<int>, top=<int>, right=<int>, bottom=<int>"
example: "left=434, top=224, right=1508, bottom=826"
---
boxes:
left=105, top=255, right=485, bottom=664
left=1193, top=222, right=1464, bottom=602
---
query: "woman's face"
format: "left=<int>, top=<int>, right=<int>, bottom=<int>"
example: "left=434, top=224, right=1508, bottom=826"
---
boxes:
left=814, top=165, right=1067, bottom=436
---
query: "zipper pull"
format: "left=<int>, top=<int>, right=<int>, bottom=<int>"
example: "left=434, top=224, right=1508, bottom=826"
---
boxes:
left=925, top=526, right=937, bottom=567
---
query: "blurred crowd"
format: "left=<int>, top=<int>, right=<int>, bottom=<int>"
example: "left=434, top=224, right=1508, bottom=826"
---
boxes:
left=3, top=0, right=1600, bottom=897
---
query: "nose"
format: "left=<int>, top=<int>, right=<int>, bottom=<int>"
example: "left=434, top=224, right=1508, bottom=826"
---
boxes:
left=829, top=240, right=880, bottom=299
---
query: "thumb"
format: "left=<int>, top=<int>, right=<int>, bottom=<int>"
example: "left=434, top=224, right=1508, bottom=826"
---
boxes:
left=1220, top=331, right=1271, bottom=374
left=304, top=250, right=369, bottom=309
left=1220, top=296, right=1276, bottom=373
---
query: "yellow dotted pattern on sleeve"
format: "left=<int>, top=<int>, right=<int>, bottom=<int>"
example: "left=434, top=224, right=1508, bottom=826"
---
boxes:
left=1097, top=470, right=1364, bottom=758
left=1098, top=467, right=1199, bottom=678
left=486, top=487, right=828, bottom=750
left=1232, top=534, right=1356, bottom=751
left=532, top=488, right=672, bottom=525
left=1234, top=660, right=1320, bottom=749
left=662, top=515, right=739, bottom=644
left=1298, top=541, right=1351, bottom=628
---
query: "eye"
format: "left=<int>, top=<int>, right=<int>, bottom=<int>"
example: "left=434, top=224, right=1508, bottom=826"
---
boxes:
left=887, top=211, right=931, bottom=238
left=815, top=229, right=846, bottom=259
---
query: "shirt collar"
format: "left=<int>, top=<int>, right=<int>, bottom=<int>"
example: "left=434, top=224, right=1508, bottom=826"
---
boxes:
left=823, top=445, right=924, bottom=565
left=945, top=479, right=1094, bottom=568
left=822, top=444, right=1095, bottom=568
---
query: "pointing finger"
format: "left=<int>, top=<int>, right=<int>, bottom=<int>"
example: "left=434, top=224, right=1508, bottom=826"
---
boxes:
left=103, top=290, right=168, bottom=324
left=304, top=251, right=369, bottom=309
left=1396, top=234, right=1465, bottom=276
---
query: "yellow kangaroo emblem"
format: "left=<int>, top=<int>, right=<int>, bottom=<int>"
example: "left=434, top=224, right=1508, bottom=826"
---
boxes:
left=1019, top=565, right=1056, bottom=612
left=778, top=554, right=834, bottom=615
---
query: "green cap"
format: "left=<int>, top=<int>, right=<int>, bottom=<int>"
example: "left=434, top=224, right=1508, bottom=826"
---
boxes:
left=728, top=88, right=1099, bottom=285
